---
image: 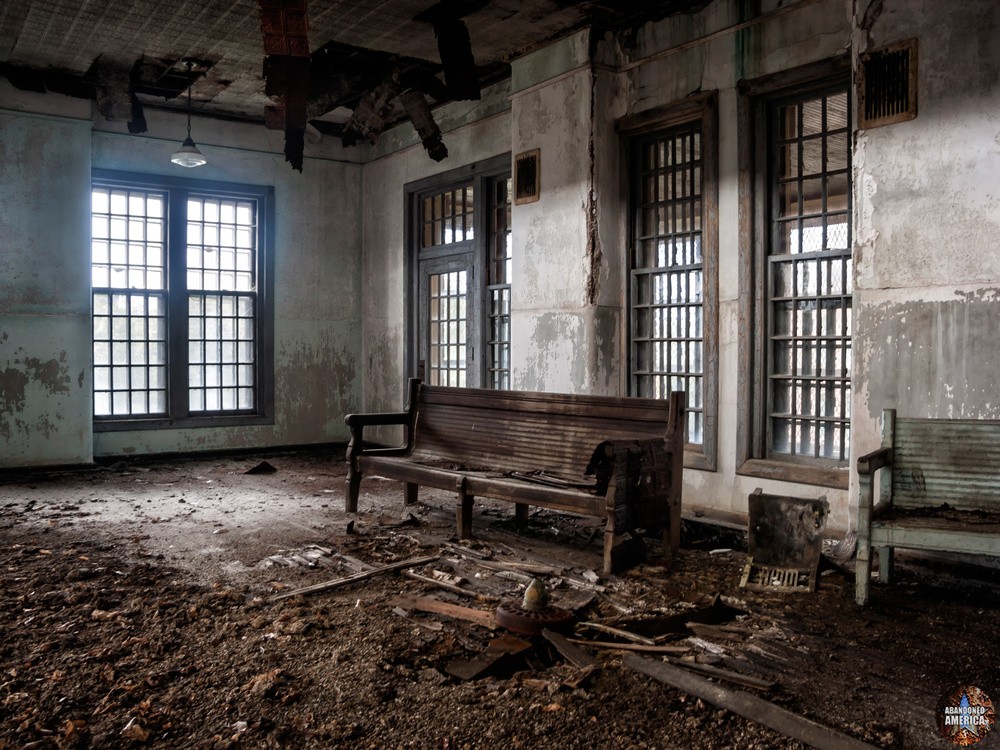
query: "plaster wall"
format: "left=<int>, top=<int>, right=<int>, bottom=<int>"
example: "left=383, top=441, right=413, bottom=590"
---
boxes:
left=359, top=90, right=511, bottom=431
left=851, top=0, right=1000, bottom=474
left=611, top=0, right=854, bottom=527
left=0, top=84, right=363, bottom=463
left=509, top=31, right=622, bottom=396
left=0, top=98, right=93, bottom=467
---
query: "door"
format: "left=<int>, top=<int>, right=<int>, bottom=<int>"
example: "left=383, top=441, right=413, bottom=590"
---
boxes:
left=419, top=254, right=480, bottom=387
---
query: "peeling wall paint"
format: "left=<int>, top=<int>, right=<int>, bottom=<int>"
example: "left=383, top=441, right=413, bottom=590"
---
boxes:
left=857, top=291, right=1000, bottom=421
left=0, top=102, right=93, bottom=467
left=1, top=87, right=363, bottom=464
left=91, top=117, right=363, bottom=457
left=850, top=0, right=1000, bottom=518
left=360, top=100, right=511, bottom=441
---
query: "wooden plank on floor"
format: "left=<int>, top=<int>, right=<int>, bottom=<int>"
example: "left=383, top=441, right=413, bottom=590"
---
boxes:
left=624, top=654, right=879, bottom=750
left=271, top=555, right=438, bottom=601
left=391, top=594, right=497, bottom=630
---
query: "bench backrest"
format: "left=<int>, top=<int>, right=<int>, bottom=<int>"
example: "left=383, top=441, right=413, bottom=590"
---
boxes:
left=408, top=383, right=685, bottom=480
left=886, top=410, right=1000, bottom=512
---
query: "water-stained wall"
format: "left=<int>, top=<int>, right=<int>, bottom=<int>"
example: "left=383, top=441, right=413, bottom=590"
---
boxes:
left=0, top=84, right=363, bottom=464
left=852, top=0, right=1000, bottom=462
left=0, top=93, right=93, bottom=467
left=359, top=85, right=511, bottom=435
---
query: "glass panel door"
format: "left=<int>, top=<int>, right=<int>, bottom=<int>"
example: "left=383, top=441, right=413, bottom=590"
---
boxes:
left=419, top=255, right=479, bottom=388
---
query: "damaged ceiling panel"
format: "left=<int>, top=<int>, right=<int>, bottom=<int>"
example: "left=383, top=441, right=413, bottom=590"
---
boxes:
left=0, top=0, right=710, bottom=160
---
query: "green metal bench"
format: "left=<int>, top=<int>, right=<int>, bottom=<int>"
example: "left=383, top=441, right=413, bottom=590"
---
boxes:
left=855, top=409, right=1000, bottom=605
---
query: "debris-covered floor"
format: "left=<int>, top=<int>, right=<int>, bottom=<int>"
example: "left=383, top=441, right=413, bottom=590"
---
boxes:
left=1, top=452, right=999, bottom=749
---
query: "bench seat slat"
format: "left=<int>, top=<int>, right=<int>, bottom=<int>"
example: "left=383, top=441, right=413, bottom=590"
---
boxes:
left=870, top=519, right=1000, bottom=556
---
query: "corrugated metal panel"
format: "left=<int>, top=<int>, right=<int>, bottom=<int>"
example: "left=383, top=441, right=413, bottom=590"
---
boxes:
left=893, top=418, right=1000, bottom=511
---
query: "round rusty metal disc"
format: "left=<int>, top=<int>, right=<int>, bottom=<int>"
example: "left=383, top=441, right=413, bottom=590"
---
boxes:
left=495, top=600, right=573, bottom=636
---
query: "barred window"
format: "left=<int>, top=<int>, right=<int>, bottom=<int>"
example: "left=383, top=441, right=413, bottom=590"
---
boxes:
left=631, top=124, right=705, bottom=444
left=408, top=155, right=512, bottom=391
left=625, top=94, right=718, bottom=471
left=766, top=88, right=851, bottom=462
left=91, top=171, right=273, bottom=429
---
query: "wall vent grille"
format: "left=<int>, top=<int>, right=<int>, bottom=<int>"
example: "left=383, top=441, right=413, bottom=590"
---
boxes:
left=514, top=149, right=540, bottom=205
left=858, top=38, right=918, bottom=129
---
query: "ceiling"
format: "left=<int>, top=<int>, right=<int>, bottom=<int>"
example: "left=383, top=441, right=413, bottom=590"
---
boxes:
left=0, top=0, right=708, bottom=161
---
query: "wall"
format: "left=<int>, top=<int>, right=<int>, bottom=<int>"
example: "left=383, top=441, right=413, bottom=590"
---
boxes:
left=359, top=84, right=511, bottom=429
left=0, top=83, right=364, bottom=464
left=509, top=30, right=621, bottom=396
left=0, top=88, right=93, bottom=467
left=851, top=0, right=1000, bottom=467
left=603, top=0, right=855, bottom=527
left=358, top=1, right=858, bottom=527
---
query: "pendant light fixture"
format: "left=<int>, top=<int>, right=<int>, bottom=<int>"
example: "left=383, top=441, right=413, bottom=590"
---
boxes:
left=171, top=61, right=207, bottom=168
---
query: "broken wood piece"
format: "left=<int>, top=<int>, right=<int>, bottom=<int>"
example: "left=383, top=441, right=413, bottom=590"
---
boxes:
left=390, top=594, right=497, bottom=630
left=494, top=570, right=534, bottom=584
left=334, top=552, right=376, bottom=572
left=687, top=636, right=728, bottom=654
left=562, top=665, right=598, bottom=690
left=445, top=633, right=530, bottom=680
left=579, top=622, right=656, bottom=646
left=562, top=577, right=607, bottom=593
left=667, top=657, right=776, bottom=691
left=442, top=541, right=491, bottom=559
left=686, top=622, right=747, bottom=641
left=270, top=555, right=438, bottom=601
left=475, top=559, right=563, bottom=577
left=624, top=655, right=879, bottom=750
left=403, top=570, right=477, bottom=598
left=551, top=589, right=595, bottom=612
left=542, top=628, right=598, bottom=670
left=569, top=639, right=689, bottom=654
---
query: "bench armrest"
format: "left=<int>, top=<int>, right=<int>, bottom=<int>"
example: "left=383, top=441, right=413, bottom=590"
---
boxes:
left=345, top=411, right=410, bottom=428
left=603, top=438, right=680, bottom=527
left=857, top=447, right=893, bottom=534
left=345, top=379, right=423, bottom=467
left=345, top=411, right=411, bottom=463
left=857, top=447, right=893, bottom=475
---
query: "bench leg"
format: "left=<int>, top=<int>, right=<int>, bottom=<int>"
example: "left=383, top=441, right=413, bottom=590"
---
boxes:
left=404, top=482, right=418, bottom=506
left=346, top=472, right=361, bottom=514
left=855, top=535, right=872, bottom=606
left=878, top=546, right=894, bottom=585
left=514, top=503, right=528, bottom=527
left=457, top=481, right=474, bottom=539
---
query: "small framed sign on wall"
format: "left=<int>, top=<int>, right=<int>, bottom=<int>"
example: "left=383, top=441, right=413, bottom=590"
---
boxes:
left=514, top=149, right=540, bottom=205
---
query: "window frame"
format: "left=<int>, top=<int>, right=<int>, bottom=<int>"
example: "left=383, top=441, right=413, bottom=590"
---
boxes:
left=736, top=57, right=852, bottom=489
left=91, top=169, right=275, bottom=432
left=619, top=92, right=719, bottom=472
left=403, top=153, right=512, bottom=392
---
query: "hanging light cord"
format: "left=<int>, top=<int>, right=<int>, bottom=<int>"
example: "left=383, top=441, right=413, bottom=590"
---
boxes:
left=185, top=62, right=194, bottom=138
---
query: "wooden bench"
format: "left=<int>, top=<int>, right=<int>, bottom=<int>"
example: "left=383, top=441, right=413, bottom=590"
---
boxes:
left=345, top=380, right=686, bottom=574
left=855, top=408, right=1000, bottom=605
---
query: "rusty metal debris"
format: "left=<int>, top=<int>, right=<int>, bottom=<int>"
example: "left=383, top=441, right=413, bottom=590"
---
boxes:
left=741, top=489, right=828, bottom=593
left=494, top=599, right=573, bottom=637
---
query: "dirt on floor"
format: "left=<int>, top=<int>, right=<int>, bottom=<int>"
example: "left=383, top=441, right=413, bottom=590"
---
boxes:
left=1, top=451, right=999, bottom=750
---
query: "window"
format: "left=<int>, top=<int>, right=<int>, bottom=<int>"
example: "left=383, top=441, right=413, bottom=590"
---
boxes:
left=622, top=93, right=718, bottom=471
left=406, top=154, right=512, bottom=390
left=739, top=59, right=851, bottom=488
left=91, top=170, right=273, bottom=429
